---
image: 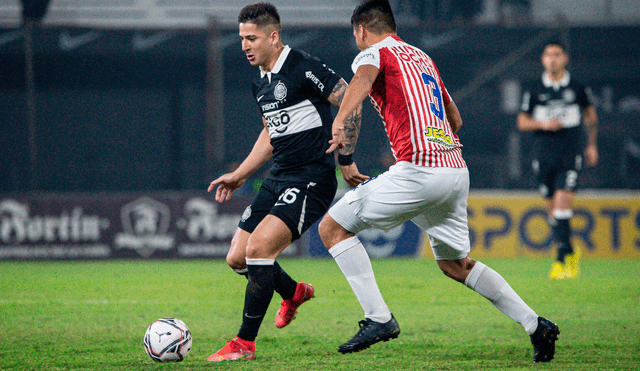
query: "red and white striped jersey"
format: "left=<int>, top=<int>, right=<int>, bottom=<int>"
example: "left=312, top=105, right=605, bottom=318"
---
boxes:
left=351, top=35, right=466, bottom=168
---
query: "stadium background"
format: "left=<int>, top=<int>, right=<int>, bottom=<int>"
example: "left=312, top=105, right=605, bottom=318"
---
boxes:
left=1, top=0, right=639, bottom=260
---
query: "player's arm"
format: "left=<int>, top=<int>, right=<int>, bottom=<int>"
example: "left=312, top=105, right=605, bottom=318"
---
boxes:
left=517, top=112, right=562, bottom=132
left=327, top=78, right=363, bottom=157
left=582, top=105, right=598, bottom=166
left=326, top=68, right=376, bottom=187
left=445, top=100, right=463, bottom=134
left=327, top=65, right=378, bottom=154
left=207, top=119, right=273, bottom=202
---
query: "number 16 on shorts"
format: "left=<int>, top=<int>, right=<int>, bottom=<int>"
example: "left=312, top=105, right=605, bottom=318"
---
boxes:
left=275, top=188, right=300, bottom=206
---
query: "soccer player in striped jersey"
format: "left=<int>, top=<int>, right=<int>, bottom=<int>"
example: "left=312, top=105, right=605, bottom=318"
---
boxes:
left=318, top=0, right=559, bottom=363
left=518, top=41, right=598, bottom=280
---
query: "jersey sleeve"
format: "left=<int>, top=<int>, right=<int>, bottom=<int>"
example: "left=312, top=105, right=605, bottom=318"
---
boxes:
left=299, top=54, right=342, bottom=100
left=251, top=81, right=262, bottom=111
left=351, top=47, right=380, bottom=73
left=577, top=84, right=596, bottom=109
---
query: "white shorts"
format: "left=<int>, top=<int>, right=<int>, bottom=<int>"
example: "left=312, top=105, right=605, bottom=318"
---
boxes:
left=328, top=162, right=471, bottom=261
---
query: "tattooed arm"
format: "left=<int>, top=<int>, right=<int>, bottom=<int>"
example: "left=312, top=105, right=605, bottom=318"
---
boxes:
left=327, top=77, right=369, bottom=186
left=327, top=78, right=363, bottom=156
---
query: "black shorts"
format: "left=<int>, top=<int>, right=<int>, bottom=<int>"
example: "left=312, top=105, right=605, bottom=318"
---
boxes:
left=532, top=154, right=582, bottom=198
left=238, top=178, right=337, bottom=241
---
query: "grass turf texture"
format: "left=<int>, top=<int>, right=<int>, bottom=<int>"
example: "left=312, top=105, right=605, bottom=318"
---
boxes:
left=1, top=258, right=638, bottom=370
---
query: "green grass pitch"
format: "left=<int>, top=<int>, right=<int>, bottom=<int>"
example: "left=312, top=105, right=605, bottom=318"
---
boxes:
left=1, top=258, right=638, bottom=370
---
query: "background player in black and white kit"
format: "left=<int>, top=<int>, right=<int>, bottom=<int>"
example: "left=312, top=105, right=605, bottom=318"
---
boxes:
left=206, top=3, right=367, bottom=361
left=518, top=41, right=598, bottom=280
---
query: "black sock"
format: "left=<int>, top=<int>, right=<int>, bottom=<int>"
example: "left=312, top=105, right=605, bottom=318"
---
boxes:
left=237, top=263, right=274, bottom=342
left=554, top=218, right=573, bottom=263
left=273, top=261, right=297, bottom=300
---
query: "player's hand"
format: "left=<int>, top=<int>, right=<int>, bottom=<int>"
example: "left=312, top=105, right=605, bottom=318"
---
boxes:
left=540, top=118, right=562, bottom=131
left=326, top=125, right=346, bottom=153
left=584, top=144, right=598, bottom=167
left=340, top=163, right=369, bottom=187
left=207, top=173, right=246, bottom=203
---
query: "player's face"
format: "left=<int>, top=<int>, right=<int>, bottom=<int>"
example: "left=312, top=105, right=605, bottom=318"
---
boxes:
left=239, top=22, right=278, bottom=69
left=541, top=45, right=568, bottom=74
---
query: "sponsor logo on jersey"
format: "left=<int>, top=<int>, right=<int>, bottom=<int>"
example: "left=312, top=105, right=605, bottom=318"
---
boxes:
left=322, top=63, right=336, bottom=74
left=265, top=110, right=290, bottom=134
left=261, top=102, right=279, bottom=112
left=305, top=71, right=325, bottom=92
left=423, top=126, right=456, bottom=147
left=355, top=52, right=375, bottom=65
left=274, top=81, right=287, bottom=101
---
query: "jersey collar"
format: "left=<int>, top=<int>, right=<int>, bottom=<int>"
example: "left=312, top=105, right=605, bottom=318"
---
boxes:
left=260, top=45, right=291, bottom=82
left=542, top=70, right=570, bottom=90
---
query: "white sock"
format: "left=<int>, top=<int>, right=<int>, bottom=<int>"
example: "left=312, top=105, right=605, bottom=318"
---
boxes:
left=329, top=236, right=392, bottom=323
left=233, top=268, right=248, bottom=275
left=465, top=262, right=539, bottom=335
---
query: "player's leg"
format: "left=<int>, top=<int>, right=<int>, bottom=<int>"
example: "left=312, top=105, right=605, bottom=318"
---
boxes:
left=424, top=170, right=538, bottom=329
left=229, top=180, right=301, bottom=298
left=438, top=257, right=539, bottom=332
left=550, top=156, right=581, bottom=278
left=551, top=189, right=579, bottom=277
left=320, top=168, right=430, bottom=353
left=239, top=216, right=294, bottom=336
left=208, top=215, right=292, bottom=361
left=436, top=256, right=559, bottom=362
left=270, top=181, right=335, bottom=329
left=534, top=159, right=568, bottom=279
left=226, top=228, right=250, bottom=276
left=226, top=227, right=299, bottom=300
left=546, top=192, right=567, bottom=279
left=423, top=167, right=559, bottom=362
left=319, top=213, right=399, bottom=354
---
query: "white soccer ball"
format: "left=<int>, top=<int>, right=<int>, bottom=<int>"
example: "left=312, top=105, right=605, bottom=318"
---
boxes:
left=143, top=318, right=193, bottom=362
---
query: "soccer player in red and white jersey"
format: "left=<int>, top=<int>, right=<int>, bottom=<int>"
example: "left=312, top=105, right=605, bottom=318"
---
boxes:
left=318, top=0, right=560, bottom=363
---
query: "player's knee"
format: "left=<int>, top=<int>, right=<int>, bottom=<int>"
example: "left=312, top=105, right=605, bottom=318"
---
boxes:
left=245, top=242, right=270, bottom=260
left=437, top=258, right=474, bottom=283
left=226, top=254, right=246, bottom=271
left=317, top=216, right=330, bottom=240
left=318, top=215, right=343, bottom=248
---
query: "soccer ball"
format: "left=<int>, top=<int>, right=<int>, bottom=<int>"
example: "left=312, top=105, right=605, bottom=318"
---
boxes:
left=143, top=318, right=192, bottom=362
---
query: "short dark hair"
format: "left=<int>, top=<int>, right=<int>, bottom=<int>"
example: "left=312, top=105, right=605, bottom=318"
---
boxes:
left=351, top=0, right=397, bottom=34
left=544, top=41, right=567, bottom=53
left=238, top=2, right=281, bottom=32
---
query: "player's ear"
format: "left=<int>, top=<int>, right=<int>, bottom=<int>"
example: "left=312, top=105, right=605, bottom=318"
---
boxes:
left=359, top=25, right=367, bottom=43
left=269, top=29, right=280, bottom=46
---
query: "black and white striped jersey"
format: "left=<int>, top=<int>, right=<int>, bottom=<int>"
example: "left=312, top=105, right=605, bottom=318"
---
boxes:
left=520, top=71, right=595, bottom=159
left=252, top=46, right=342, bottom=183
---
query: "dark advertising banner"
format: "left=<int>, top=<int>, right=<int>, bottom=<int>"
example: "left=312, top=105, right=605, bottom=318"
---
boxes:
left=0, top=192, right=424, bottom=260
left=0, top=192, right=301, bottom=260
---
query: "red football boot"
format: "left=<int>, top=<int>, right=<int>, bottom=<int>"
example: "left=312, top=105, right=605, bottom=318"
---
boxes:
left=206, top=337, right=255, bottom=361
left=275, top=282, right=315, bottom=329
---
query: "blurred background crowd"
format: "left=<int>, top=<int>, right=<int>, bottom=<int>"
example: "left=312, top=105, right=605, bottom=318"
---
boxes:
left=1, top=0, right=639, bottom=194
